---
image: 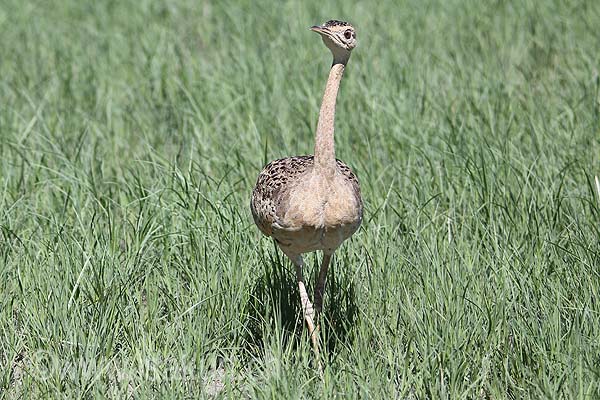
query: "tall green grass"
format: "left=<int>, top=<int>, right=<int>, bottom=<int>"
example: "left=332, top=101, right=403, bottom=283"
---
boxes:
left=1, top=0, right=599, bottom=398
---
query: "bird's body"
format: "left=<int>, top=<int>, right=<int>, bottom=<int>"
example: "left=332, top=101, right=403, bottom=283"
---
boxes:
left=251, top=155, right=362, bottom=255
left=250, top=19, right=361, bottom=364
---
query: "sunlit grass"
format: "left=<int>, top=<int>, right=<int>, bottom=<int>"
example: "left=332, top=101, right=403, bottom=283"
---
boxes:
left=1, top=0, right=599, bottom=398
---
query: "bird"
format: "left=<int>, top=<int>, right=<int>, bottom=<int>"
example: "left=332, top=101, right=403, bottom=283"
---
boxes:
left=250, top=20, right=362, bottom=359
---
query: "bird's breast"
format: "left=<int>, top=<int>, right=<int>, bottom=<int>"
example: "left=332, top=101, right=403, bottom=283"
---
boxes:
left=281, top=172, right=361, bottom=231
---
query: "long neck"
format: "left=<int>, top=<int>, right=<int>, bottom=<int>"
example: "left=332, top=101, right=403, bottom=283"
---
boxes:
left=314, top=61, right=346, bottom=177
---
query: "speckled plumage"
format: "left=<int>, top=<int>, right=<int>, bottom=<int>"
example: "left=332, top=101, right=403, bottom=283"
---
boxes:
left=251, top=155, right=362, bottom=252
left=251, top=156, right=313, bottom=236
left=324, top=20, right=349, bottom=28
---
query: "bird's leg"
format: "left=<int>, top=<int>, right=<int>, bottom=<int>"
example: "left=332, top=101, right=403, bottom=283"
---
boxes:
left=295, top=259, right=318, bottom=345
left=286, top=253, right=321, bottom=365
left=314, top=253, right=332, bottom=315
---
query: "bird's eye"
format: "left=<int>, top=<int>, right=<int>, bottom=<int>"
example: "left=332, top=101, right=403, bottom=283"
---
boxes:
left=344, top=30, right=352, bottom=40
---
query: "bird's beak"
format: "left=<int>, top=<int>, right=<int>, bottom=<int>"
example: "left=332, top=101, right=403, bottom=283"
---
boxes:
left=310, top=25, right=327, bottom=34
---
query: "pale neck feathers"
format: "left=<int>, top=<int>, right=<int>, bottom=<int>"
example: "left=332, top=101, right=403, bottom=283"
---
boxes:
left=314, top=62, right=346, bottom=177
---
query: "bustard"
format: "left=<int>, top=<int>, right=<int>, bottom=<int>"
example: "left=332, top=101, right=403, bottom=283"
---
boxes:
left=250, top=20, right=362, bottom=357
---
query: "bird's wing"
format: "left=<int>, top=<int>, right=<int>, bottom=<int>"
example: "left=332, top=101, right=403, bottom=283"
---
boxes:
left=250, top=155, right=314, bottom=236
left=336, top=159, right=363, bottom=214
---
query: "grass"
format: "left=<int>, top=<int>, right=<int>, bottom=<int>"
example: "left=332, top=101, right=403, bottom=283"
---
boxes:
left=1, top=0, right=599, bottom=398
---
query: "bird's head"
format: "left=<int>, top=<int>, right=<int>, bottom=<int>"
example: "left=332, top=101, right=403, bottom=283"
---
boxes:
left=310, top=20, right=356, bottom=64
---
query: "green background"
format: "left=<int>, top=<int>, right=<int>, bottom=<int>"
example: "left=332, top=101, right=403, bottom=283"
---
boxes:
left=1, top=0, right=599, bottom=398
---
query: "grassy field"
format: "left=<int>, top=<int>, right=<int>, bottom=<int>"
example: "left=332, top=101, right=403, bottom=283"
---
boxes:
left=1, top=0, right=600, bottom=398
